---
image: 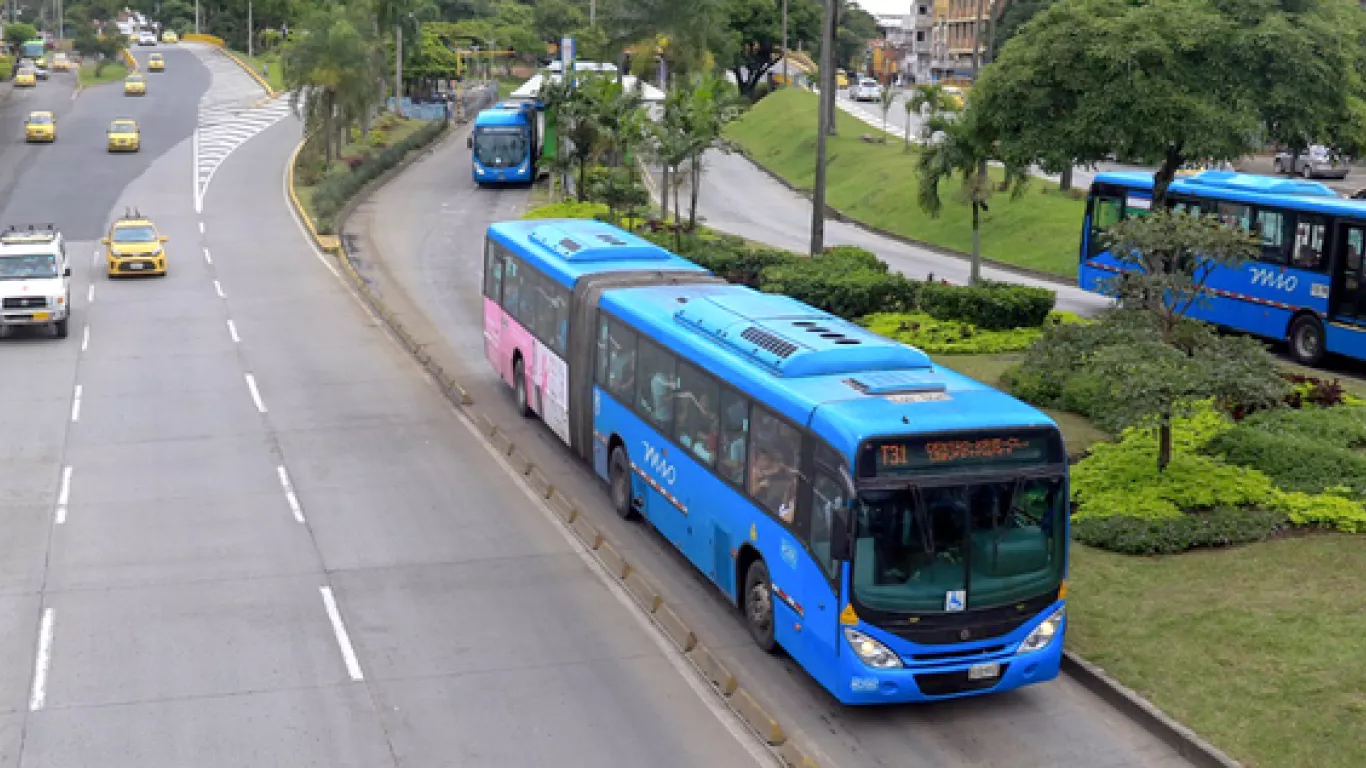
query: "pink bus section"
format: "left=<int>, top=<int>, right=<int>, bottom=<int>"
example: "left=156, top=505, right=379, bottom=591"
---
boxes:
left=483, top=297, right=571, bottom=444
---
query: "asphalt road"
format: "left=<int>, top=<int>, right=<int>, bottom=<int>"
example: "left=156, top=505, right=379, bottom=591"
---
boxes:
left=0, top=45, right=764, bottom=767
left=347, top=125, right=1197, bottom=768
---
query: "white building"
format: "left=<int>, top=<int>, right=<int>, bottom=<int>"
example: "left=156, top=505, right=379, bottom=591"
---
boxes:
left=877, top=3, right=935, bottom=85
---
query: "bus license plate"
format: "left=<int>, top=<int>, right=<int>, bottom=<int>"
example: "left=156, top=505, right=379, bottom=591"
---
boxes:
left=968, top=662, right=1001, bottom=681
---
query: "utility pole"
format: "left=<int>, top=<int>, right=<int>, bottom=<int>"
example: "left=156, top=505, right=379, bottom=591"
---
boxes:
left=590, top=0, right=596, bottom=26
left=194, top=0, right=199, bottom=34
left=811, top=0, right=837, bottom=256
left=395, top=25, right=403, bottom=116
left=781, top=0, right=788, bottom=87
left=247, top=0, right=253, bottom=58
left=827, top=0, right=839, bottom=136
left=967, top=0, right=989, bottom=285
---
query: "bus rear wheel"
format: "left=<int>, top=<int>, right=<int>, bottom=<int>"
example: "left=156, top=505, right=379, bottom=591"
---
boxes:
left=744, top=559, right=777, bottom=653
left=512, top=357, right=533, bottom=417
left=609, top=446, right=637, bottom=520
left=1288, top=314, right=1326, bottom=366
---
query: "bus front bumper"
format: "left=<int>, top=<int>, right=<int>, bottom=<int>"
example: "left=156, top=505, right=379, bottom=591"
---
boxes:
left=833, top=610, right=1066, bottom=705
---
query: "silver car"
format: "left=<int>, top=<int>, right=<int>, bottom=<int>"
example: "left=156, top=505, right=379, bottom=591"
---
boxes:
left=1274, top=145, right=1349, bottom=179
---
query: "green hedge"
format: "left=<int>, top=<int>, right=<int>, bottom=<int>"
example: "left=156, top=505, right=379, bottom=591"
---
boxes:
left=1072, top=508, right=1288, bottom=555
left=918, top=280, right=1056, bottom=330
left=1204, top=406, right=1366, bottom=498
left=759, top=251, right=919, bottom=318
left=309, top=119, right=447, bottom=234
left=860, top=311, right=1084, bottom=354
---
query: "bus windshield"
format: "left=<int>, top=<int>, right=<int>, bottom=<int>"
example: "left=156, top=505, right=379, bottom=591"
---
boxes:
left=21, top=41, right=44, bottom=58
left=474, top=127, right=528, bottom=168
left=852, top=474, right=1066, bottom=614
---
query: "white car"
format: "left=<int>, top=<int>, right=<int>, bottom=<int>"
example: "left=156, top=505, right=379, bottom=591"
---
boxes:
left=138, top=30, right=157, bottom=45
left=0, top=225, right=70, bottom=339
left=850, top=77, right=883, bottom=102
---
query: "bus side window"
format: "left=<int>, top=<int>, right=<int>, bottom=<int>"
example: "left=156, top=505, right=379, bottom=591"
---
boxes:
left=552, top=285, right=569, bottom=355
left=604, top=319, right=636, bottom=401
left=483, top=241, right=503, bottom=301
left=501, top=257, right=523, bottom=320
left=595, top=315, right=610, bottom=387
left=748, top=407, right=803, bottom=524
left=673, top=362, right=720, bottom=468
left=1216, top=202, right=1251, bottom=232
left=1256, top=209, right=1289, bottom=265
left=717, top=390, right=749, bottom=487
left=1294, top=215, right=1328, bottom=272
left=635, top=340, right=678, bottom=434
left=808, top=471, right=847, bottom=582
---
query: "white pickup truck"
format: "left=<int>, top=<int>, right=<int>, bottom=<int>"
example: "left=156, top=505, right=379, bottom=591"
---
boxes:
left=0, top=225, right=71, bottom=339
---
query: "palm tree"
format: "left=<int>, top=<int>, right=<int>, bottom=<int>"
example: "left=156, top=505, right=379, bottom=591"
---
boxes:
left=674, top=72, right=742, bottom=228
left=904, top=83, right=958, bottom=151
left=283, top=3, right=385, bottom=163
left=915, top=105, right=1026, bottom=285
left=878, top=82, right=896, bottom=140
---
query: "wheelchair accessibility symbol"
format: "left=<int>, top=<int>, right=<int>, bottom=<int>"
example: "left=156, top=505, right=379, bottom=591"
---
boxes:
left=945, top=590, right=966, bottom=612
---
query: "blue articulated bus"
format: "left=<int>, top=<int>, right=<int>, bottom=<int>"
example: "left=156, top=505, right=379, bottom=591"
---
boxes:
left=484, top=218, right=1071, bottom=705
left=469, top=102, right=541, bottom=185
left=1082, top=170, right=1366, bottom=366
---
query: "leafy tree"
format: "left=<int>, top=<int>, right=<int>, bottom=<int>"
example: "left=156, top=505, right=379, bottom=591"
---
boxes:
left=904, top=83, right=958, bottom=151
left=991, top=0, right=1057, bottom=58
left=832, top=0, right=876, bottom=72
left=978, top=0, right=1366, bottom=207
left=282, top=2, right=384, bottom=163
left=712, top=0, right=820, bottom=98
left=1099, top=210, right=1284, bottom=469
left=677, top=71, right=742, bottom=227
left=4, top=23, right=38, bottom=55
left=916, top=104, right=1026, bottom=284
left=73, top=28, right=122, bottom=76
left=877, top=82, right=896, bottom=139
left=533, top=0, right=585, bottom=43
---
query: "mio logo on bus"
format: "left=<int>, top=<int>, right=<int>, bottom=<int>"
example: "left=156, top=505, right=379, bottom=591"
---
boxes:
left=642, top=441, right=679, bottom=485
left=1249, top=266, right=1299, bottom=292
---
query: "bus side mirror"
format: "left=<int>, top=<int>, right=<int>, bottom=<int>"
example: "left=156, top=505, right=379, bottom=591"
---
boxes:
left=467, top=136, right=473, bottom=149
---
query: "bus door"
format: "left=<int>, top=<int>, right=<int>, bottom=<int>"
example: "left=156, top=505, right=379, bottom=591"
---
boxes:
left=1330, top=223, right=1366, bottom=338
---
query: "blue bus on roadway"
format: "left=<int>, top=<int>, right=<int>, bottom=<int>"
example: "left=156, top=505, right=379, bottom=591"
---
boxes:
left=469, top=102, right=540, bottom=185
left=1082, top=170, right=1366, bottom=366
left=484, top=218, right=1071, bottom=705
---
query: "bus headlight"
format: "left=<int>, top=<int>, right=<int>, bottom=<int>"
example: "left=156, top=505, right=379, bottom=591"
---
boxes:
left=844, top=627, right=903, bottom=669
left=1017, top=606, right=1065, bottom=654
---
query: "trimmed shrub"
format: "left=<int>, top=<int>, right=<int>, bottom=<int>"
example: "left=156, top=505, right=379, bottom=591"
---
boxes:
left=309, top=119, right=446, bottom=234
left=917, top=279, right=1056, bottom=330
left=1204, top=406, right=1366, bottom=498
left=861, top=311, right=1085, bottom=354
left=759, top=251, right=918, bottom=319
left=522, top=201, right=611, bottom=220
left=1072, top=508, right=1288, bottom=555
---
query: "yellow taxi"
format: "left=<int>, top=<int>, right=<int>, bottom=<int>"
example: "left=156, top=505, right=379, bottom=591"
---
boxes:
left=24, top=111, right=55, bottom=143
left=162, top=30, right=178, bottom=43
left=50, top=52, right=71, bottom=72
left=102, top=212, right=168, bottom=277
left=836, top=69, right=849, bottom=89
left=147, top=53, right=164, bottom=72
left=107, top=119, right=140, bottom=152
left=34, top=53, right=47, bottom=68
left=14, top=67, right=36, bottom=87
left=124, top=73, right=147, bottom=95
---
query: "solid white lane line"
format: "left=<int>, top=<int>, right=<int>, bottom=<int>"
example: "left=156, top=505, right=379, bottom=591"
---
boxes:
left=276, top=466, right=305, bottom=523
left=203, top=247, right=212, bottom=265
left=244, top=374, right=267, bottom=413
left=87, top=285, right=94, bottom=303
left=80, top=325, right=89, bottom=352
left=199, top=221, right=205, bottom=234
left=213, top=280, right=225, bottom=298
left=29, top=608, right=54, bottom=711
left=227, top=319, right=240, bottom=343
left=318, top=587, right=364, bottom=681
left=70, top=385, right=82, bottom=422
left=57, top=466, right=72, bottom=507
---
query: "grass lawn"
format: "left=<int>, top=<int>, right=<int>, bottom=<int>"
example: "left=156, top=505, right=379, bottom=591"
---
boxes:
left=1068, top=536, right=1366, bottom=768
left=238, top=52, right=284, bottom=92
left=724, top=88, right=1085, bottom=278
left=78, top=61, right=128, bottom=86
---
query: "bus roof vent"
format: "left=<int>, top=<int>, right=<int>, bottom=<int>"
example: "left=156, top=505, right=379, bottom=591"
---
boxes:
left=527, top=222, right=674, bottom=263
left=740, top=326, right=799, bottom=358
left=1183, top=171, right=1338, bottom=198
left=845, top=371, right=948, bottom=398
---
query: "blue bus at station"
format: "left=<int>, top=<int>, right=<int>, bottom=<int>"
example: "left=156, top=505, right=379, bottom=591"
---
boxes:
left=1081, top=170, right=1366, bottom=365
left=483, top=218, right=1071, bottom=705
left=469, top=102, right=541, bottom=185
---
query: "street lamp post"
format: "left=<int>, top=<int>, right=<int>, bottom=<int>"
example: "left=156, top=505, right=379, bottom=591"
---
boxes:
left=395, top=24, right=403, bottom=117
left=781, top=0, right=788, bottom=87
left=247, top=0, right=253, bottom=58
left=194, top=0, right=199, bottom=34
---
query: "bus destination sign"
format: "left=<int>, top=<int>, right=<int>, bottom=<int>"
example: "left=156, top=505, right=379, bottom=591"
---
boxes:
left=863, top=431, right=1057, bottom=476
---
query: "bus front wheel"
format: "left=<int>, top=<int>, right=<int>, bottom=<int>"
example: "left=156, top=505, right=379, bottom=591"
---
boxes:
left=512, top=357, right=533, bottom=417
left=609, top=446, right=637, bottom=520
left=1288, top=314, right=1326, bottom=366
left=744, top=559, right=777, bottom=653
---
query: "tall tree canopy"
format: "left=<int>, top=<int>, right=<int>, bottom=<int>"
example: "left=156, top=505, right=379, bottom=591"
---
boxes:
left=977, top=0, right=1366, bottom=206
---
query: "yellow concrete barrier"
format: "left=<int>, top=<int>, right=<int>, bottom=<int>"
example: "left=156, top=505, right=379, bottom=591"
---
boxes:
left=120, top=48, right=138, bottom=72
left=183, top=33, right=226, bottom=47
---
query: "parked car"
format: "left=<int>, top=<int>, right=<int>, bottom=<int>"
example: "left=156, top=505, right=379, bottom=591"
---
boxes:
left=1274, top=145, right=1349, bottom=179
left=849, top=77, right=883, bottom=102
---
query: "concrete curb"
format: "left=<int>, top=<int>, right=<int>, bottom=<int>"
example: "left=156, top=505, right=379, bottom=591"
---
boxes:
left=720, top=143, right=1076, bottom=289
left=1062, top=652, right=1244, bottom=768
left=311, top=129, right=819, bottom=768
left=218, top=46, right=278, bottom=99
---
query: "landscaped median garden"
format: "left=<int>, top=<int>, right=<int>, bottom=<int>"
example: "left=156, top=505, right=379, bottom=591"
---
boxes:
left=721, top=88, right=1086, bottom=279
left=292, top=113, right=446, bottom=235
left=522, top=200, right=1366, bottom=768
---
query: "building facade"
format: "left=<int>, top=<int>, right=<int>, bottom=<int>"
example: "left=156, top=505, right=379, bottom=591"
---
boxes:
left=930, top=0, right=997, bottom=82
